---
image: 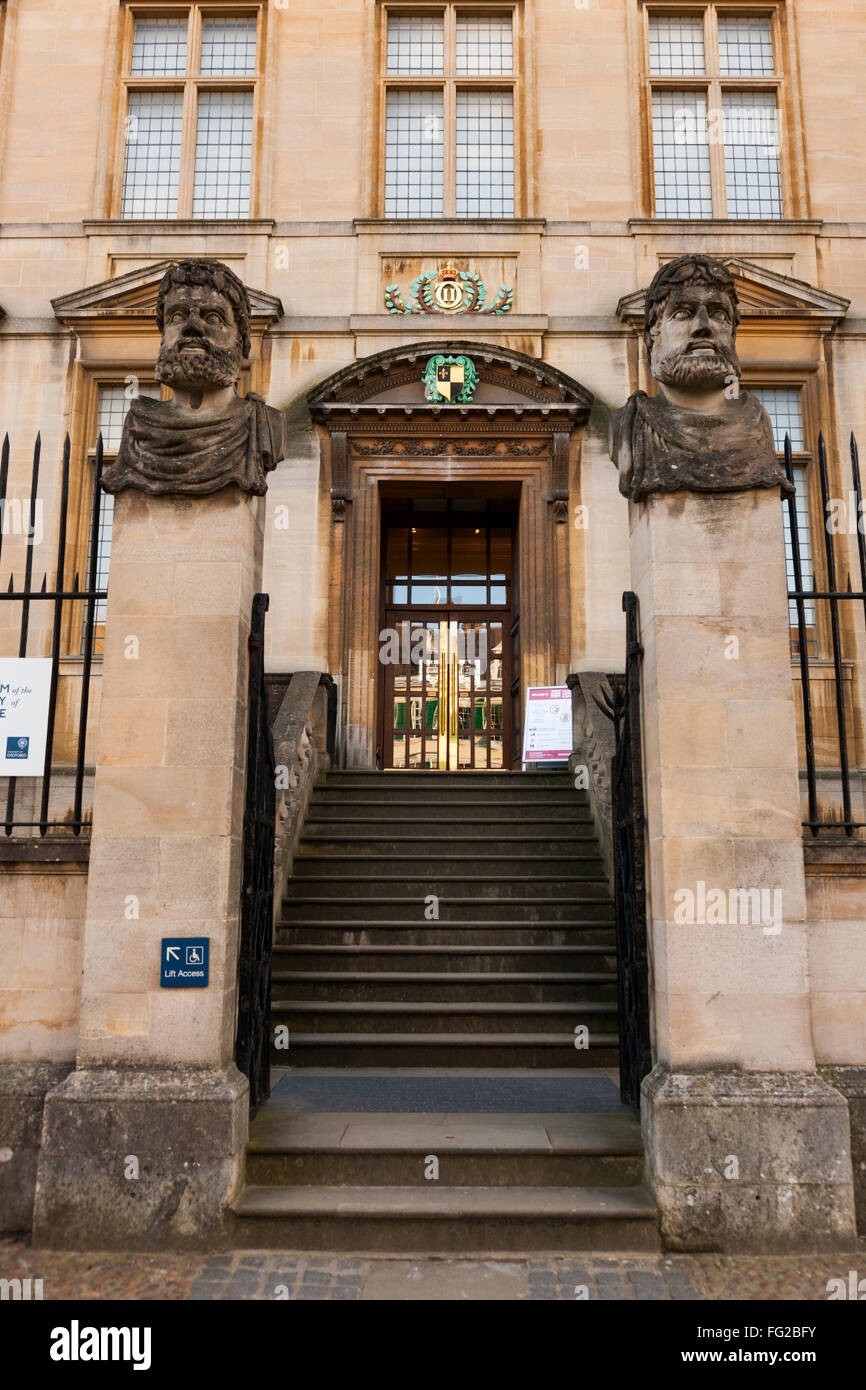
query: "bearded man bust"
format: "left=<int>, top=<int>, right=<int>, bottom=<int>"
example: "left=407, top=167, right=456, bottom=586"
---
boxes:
left=609, top=254, right=794, bottom=501
left=101, top=259, right=285, bottom=497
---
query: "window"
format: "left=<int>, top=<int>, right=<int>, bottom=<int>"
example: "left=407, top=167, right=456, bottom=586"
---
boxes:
left=82, top=382, right=161, bottom=647
left=752, top=387, right=816, bottom=656
left=381, top=7, right=517, bottom=218
left=645, top=7, right=785, bottom=219
left=119, top=7, right=261, bottom=219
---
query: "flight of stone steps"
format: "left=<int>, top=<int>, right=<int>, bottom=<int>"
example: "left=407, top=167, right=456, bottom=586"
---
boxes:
left=271, top=770, right=620, bottom=1067
left=231, top=770, right=659, bottom=1251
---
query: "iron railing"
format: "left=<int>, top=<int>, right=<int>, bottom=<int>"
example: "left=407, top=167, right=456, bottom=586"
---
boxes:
left=597, top=593, right=653, bottom=1108
left=786, top=432, right=866, bottom=836
left=235, top=592, right=276, bottom=1115
left=0, top=432, right=106, bottom=836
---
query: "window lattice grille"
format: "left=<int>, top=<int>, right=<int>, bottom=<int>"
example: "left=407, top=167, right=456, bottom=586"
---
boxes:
left=386, top=15, right=444, bottom=75
left=456, top=15, right=513, bottom=76
left=88, top=385, right=161, bottom=623
left=385, top=89, right=444, bottom=216
left=718, top=15, right=775, bottom=77
left=120, top=90, right=183, bottom=219
left=753, top=388, right=815, bottom=633
left=651, top=90, right=712, bottom=218
left=722, top=91, right=782, bottom=218
left=130, top=17, right=188, bottom=77
left=648, top=14, right=705, bottom=76
left=192, top=90, right=254, bottom=218
left=456, top=90, right=514, bottom=216
left=200, top=15, right=257, bottom=76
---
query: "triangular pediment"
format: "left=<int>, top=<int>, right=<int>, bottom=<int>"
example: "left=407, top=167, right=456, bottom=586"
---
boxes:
left=52, top=259, right=283, bottom=326
left=616, top=258, right=849, bottom=326
left=307, top=340, right=593, bottom=420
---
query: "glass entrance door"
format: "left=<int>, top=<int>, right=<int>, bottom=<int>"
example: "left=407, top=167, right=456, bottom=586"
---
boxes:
left=383, top=614, right=509, bottom=770
left=379, top=501, right=515, bottom=770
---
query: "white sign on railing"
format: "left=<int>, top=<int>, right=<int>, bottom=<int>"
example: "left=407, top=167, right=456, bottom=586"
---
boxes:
left=521, top=685, right=573, bottom=764
left=0, top=658, right=53, bottom=775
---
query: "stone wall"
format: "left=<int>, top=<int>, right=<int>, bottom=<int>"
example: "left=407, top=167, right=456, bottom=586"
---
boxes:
left=0, top=843, right=87, bottom=1230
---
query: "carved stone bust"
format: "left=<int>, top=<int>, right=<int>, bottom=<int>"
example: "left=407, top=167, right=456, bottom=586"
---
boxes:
left=609, top=254, right=793, bottom=501
left=101, top=259, right=285, bottom=497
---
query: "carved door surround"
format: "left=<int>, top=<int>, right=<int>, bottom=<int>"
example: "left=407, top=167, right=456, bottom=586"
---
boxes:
left=307, top=340, right=593, bottom=768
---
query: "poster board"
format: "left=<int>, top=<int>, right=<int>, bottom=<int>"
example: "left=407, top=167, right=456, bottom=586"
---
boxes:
left=521, top=685, right=572, bottom=764
left=0, top=658, right=53, bottom=776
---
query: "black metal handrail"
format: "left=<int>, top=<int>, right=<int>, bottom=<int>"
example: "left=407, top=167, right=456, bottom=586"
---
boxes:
left=597, top=592, right=652, bottom=1107
left=235, top=592, right=276, bottom=1115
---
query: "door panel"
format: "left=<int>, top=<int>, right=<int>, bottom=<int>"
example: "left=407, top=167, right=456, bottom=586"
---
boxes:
left=383, top=612, right=511, bottom=770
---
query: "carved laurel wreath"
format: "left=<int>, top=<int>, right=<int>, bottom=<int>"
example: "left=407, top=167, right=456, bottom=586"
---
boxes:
left=385, top=270, right=513, bottom=316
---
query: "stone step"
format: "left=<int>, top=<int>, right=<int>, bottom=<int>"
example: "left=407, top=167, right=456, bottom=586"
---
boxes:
left=273, top=944, right=617, bottom=972
left=244, top=1112, right=644, bottom=1188
left=270, top=1035, right=619, bottom=1067
left=292, top=854, right=604, bottom=879
left=298, top=836, right=600, bottom=857
left=305, top=810, right=595, bottom=828
left=230, top=1183, right=659, bottom=1253
left=277, top=921, right=616, bottom=946
left=313, top=791, right=584, bottom=808
left=283, top=879, right=612, bottom=902
left=323, top=772, right=578, bottom=789
left=271, top=971, right=618, bottom=1004
left=272, top=999, right=617, bottom=1035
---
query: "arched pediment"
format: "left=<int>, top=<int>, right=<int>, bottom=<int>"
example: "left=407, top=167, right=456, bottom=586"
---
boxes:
left=307, top=340, right=593, bottom=423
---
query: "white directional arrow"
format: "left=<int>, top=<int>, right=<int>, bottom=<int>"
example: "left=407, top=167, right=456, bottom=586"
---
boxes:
left=166, top=946, right=180, bottom=962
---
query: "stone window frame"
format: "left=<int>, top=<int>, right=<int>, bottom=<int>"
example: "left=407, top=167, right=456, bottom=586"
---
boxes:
left=64, top=368, right=165, bottom=655
left=110, top=2, right=267, bottom=221
left=0, top=3, right=15, bottom=157
left=636, top=1, right=806, bottom=221
left=741, top=368, right=843, bottom=668
left=373, top=1, right=527, bottom=219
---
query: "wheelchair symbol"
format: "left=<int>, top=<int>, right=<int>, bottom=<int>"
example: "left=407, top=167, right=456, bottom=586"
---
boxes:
left=185, top=945, right=204, bottom=966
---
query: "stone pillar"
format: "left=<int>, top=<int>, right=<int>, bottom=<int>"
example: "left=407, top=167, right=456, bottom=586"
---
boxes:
left=32, top=487, right=262, bottom=1248
left=634, top=489, right=857, bottom=1251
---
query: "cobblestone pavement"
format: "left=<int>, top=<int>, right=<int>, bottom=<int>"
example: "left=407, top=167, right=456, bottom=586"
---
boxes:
left=2, top=1235, right=864, bottom=1300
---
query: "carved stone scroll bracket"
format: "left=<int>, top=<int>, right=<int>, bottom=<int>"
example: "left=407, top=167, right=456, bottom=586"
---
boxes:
left=329, top=430, right=349, bottom=521
left=552, top=429, right=570, bottom=524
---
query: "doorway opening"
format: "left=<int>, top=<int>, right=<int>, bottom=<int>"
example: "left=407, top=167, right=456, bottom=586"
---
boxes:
left=378, top=489, right=519, bottom=770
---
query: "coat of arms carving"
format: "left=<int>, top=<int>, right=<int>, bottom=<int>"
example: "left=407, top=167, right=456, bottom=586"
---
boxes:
left=385, top=262, right=513, bottom=315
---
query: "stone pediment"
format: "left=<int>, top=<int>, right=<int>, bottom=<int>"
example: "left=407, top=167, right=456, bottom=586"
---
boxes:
left=52, top=259, right=283, bottom=329
left=616, top=258, right=850, bottom=328
left=307, top=340, right=593, bottom=422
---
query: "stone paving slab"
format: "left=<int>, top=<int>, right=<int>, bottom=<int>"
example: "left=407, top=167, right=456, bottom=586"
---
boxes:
left=2, top=1235, right=864, bottom=1301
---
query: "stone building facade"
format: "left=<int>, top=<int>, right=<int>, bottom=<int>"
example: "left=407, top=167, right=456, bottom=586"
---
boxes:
left=0, top=0, right=865, bottom=1252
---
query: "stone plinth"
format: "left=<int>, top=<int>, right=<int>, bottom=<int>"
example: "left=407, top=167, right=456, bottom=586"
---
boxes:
left=632, top=488, right=857, bottom=1251
left=33, top=486, right=263, bottom=1248
left=644, top=1068, right=856, bottom=1252
left=32, top=1067, right=246, bottom=1250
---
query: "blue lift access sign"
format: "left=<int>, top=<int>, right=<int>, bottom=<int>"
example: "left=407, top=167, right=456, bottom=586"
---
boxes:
left=160, top=937, right=210, bottom=988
